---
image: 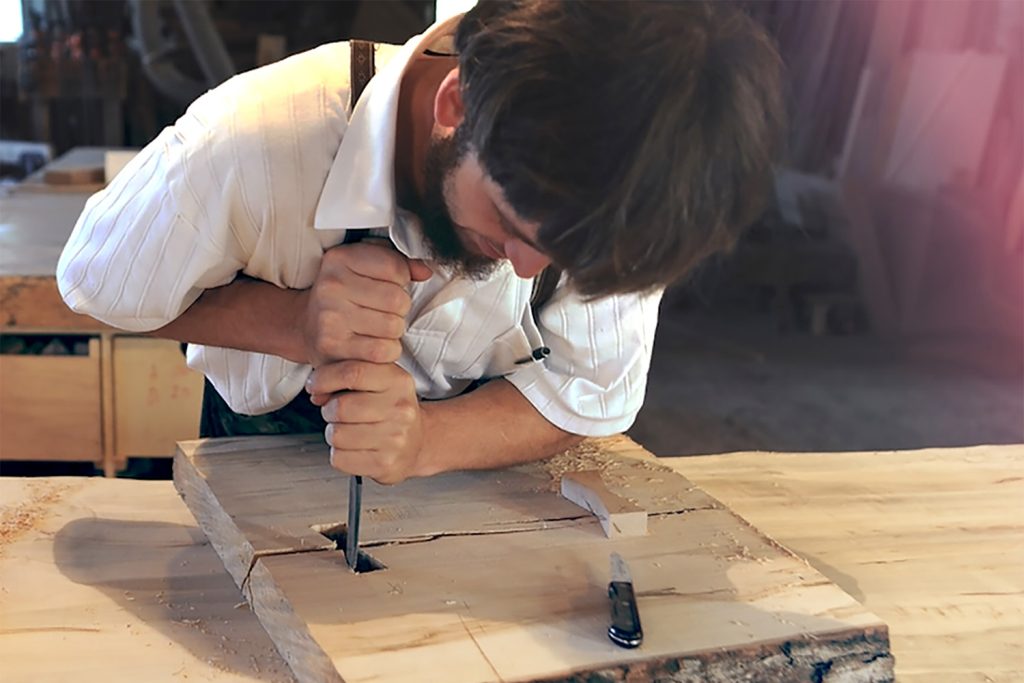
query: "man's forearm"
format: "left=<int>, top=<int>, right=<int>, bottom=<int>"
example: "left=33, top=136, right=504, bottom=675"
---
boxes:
left=151, top=276, right=307, bottom=363
left=415, top=378, right=584, bottom=475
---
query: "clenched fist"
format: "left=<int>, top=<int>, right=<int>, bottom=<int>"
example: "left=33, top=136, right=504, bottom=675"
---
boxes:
left=307, top=360, right=424, bottom=485
left=299, top=241, right=432, bottom=367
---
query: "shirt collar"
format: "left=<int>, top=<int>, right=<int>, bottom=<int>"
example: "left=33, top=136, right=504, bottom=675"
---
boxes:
left=313, top=14, right=464, bottom=259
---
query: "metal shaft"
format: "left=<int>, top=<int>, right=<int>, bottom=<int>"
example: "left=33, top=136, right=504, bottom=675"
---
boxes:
left=345, top=475, right=362, bottom=571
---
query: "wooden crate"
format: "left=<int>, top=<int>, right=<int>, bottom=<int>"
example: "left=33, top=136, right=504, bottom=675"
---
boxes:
left=0, top=337, right=102, bottom=462
left=112, top=337, right=204, bottom=463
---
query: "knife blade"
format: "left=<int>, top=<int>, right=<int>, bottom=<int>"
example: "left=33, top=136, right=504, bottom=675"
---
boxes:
left=608, top=552, right=643, bottom=648
left=345, top=474, right=362, bottom=571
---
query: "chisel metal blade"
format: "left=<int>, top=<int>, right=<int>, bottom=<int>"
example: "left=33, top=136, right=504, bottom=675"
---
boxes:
left=346, top=475, right=362, bottom=571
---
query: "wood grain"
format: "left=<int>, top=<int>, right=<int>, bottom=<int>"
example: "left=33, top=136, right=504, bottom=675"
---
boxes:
left=112, top=336, right=204, bottom=459
left=0, top=338, right=103, bottom=462
left=669, top=445, right=1024, bottom=683
left=560, top=470, right=647, bottom=538
left=174, top=435, right=713, bottom=589
left=43, top=165, right=105, bottom=186
left=175, top=435, right=893, bottom=682
left=0, top=477, right=293, bottom=682
left=0, top=276, right=114, bottom=331
left=0, top=192, right=91, bottom=278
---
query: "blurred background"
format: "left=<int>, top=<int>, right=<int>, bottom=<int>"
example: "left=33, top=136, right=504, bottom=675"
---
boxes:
left=0, top=0, right=1021, bottom=477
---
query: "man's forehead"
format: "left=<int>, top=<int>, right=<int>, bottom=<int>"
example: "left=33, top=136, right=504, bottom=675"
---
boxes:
left=466, top=153, right=542, bottom=244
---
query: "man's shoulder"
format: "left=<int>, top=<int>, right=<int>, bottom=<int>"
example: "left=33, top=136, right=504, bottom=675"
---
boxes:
left=216, top=42, right=351, bottom=105
left=180, top=43, right=355, bottom=157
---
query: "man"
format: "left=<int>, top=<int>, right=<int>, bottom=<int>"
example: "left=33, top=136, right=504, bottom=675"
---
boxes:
left=57, top=1, right=783, bottom=484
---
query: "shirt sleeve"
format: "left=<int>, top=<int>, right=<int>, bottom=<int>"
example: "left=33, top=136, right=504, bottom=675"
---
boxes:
left=505, top=286, right=664, bottom=437
left=56, top=86, right=262, bottom=332
left=54, top=38, right=352, bottom=330
left=55, top=44, right=349, bottom=416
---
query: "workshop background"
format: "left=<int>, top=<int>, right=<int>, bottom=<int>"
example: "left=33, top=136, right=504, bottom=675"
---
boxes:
left=0, top=0, right=1021, bottom=478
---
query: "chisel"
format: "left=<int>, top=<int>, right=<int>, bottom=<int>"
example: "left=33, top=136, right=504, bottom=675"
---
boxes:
left=346, top=474, right=362, bottom=571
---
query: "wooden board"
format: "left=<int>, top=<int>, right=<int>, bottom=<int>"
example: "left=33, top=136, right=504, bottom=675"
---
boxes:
left=112, top=336, right=204, bottom=460
left=668, top=445, right=1024, bottom=683
left=13, top=146, right=130, bottom=195
left=0, top=156, right=117, bottom=331
left=0, top=477, right=293, bottom=683
left=43, top=165, right=105, bottom=186
left=0, top=337, right=102, bottom=461
left=0, top=192, right=91, bottom=278
left=0, top=275, right=114, bottom=331
left=175, top=435, right=893, bottom=683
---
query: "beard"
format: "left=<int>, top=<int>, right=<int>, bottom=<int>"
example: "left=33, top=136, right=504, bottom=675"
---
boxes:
left=416, top=128, right=500, bottom=280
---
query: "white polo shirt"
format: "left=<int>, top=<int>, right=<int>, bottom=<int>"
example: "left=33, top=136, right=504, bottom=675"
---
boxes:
left=56, top=15, right=663, bottom=437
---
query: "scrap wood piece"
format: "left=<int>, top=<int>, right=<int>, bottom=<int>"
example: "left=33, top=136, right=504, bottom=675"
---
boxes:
left=43, top=165, right=105, bottom=186
left=561, top=470, right=648, bottom=538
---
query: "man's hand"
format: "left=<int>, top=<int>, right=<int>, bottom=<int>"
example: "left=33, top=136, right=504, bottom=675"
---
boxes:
left=299, top=241, right=432, bottom=367
left=307, top=360, right=425, bottom=485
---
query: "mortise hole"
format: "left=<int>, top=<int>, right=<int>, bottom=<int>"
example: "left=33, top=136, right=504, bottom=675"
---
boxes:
left=312, top=523, right=387, bottom=573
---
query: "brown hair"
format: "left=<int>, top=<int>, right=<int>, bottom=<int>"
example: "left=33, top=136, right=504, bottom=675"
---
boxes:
left=454, top=1, right=785, bottom=297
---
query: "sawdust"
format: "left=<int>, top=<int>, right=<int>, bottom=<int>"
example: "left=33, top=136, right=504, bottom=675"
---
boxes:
left=537, top=440, right=617, bottom=491
left=0, top=480, right=79, bottom=555
left=536, top=438, right=672, bottom=492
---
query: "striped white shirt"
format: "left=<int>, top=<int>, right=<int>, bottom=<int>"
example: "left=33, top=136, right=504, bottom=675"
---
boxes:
left=56, top=16, right=663, bottom=436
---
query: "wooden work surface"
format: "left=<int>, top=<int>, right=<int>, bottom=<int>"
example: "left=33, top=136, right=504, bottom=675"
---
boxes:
left=0, top=187, right=100, bottom=330
left=3, top=441, right=1016, bottom=681
left=0, top=147, right=117, bottom=330
left=0, top=476, right=292, bottom=682
left=175, top=435, right=891, bottom=683
left=666, top=445, right=1024, bottom=683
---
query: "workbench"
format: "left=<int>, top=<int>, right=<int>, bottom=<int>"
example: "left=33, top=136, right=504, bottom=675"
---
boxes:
left=0, top=148, right=203, bottom=474
left=1, top=438, right=1019, bottom=681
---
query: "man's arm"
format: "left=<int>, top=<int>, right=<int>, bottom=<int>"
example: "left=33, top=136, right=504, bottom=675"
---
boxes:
left=417, top=378, right=584, bottom=475
left=308, top=360, right=583, bottom=484
left=152, top=276, right=309, bottom=363
left=149, top=243, right=431, bottom=367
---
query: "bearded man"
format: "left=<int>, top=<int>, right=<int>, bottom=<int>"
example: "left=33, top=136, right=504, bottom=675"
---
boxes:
left=57, top=1, right=783, bottom=483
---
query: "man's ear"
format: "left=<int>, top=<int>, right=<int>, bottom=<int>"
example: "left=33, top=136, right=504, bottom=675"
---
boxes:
left=433, top=67, right=464, bottom=130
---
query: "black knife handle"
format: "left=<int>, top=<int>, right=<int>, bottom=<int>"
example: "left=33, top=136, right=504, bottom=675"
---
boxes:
left=607, top=581, right=643, bottom=648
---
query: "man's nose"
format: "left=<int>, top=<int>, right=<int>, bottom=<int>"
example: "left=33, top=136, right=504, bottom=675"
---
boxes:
left=504, top=239, right=551, bottom=278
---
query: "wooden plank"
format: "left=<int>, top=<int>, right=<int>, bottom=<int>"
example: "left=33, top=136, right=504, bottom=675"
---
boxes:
left=668, top=445, right=1024, bottom=683
left=0, top=338, right=103, bottom=462
left=0, top=275, right=114, bottom=331
left=19, top=147, right=108, bottom=181
left=560, top=470, right=647, bottom=538
left=112, top=336, right=204, bottom=460
left=99, top=332, right=117, bottom=476
left=174, top=435, right=713, bottom=589
left=175, top=435, right=893, bottom=683
left=43, top=165, right=104, bottom=186
left=0, top=477, right=293, bottom=682
left=0, top=192, right=91, bottom=278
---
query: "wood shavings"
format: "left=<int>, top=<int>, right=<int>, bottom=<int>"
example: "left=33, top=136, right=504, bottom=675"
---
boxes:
left=0, top=480, right=79, bottom=554
left=535, top=439, right=676, bottom=492
left=537, top=441, right=617, bottom=491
